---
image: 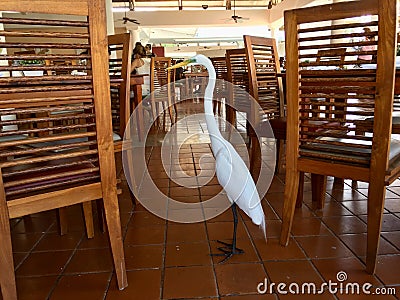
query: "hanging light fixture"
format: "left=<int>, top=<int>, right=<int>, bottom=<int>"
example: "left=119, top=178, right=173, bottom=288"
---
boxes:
left=268, top=0, right=283, bottom=9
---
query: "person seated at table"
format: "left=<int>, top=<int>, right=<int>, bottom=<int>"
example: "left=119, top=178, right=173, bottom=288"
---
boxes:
left=131, top=42, right=150, bottom=96
left=358, top=27, right=376, bottom=62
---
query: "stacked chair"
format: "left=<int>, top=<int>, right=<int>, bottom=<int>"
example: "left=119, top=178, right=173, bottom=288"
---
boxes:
left=0, top=1, right=128, bottom=298
left=280, top=0, right=398, bottom=274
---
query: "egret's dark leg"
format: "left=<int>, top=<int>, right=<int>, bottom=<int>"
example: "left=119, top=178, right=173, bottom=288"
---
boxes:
left=211, top=203, right=244, bottom=263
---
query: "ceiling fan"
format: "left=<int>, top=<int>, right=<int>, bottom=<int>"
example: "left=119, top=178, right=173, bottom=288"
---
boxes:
left=225, top=0, right=249, bottom=23
left=122, top=16, right=140, bottom=25
left=117, top=0, right=140, bottom=25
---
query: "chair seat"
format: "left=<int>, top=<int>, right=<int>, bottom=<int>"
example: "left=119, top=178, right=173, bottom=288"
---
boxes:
left=0, top=134, right=28, bottom=143
left=300, top=137, right=400, bottom=166
left=4, top=158, right=98, bottom=198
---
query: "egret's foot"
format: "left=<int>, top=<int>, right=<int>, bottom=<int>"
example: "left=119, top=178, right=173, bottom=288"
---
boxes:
left=211, top=240, right=244, bottom=264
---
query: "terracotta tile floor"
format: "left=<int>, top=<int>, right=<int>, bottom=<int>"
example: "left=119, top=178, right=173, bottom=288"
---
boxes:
left=4, top=100, right=400, bottom=299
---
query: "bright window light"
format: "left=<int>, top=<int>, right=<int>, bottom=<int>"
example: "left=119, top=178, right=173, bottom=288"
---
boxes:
left=195, top=26, right=270, bottom=38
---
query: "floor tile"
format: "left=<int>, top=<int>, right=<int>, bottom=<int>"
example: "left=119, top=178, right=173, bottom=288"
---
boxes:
left=312, top=201, right=353, bottom=217
left=291, top=217, right=331, bottom=236
left=124, top=225, right=165, bottom=245
left=16, top=251, right=72, bottom=276
left=165, top=241, right=211, bottom=267
left=341, top=200, right=368, bottom=215
left=79, top=233, right=111, bottom=249
left=11, top=233, right=43, bottom=252
left=375, top=255, right=400, bottom=286
left=295, top=235, right=353, bottom=259
left=167, top=223, right=207, bottom=243
left=207, top=221, right=248, bottom=241
left=214, top=263, right=266, bottom=296
left=34, top=231, right=83, bottom=251
left=339, top=233, right=399, bottom=257
left=245, top=220, right=281, bottom=239
left=12, top=216, right=55, bottom=234
left=382, top=231, right=400, bottom=249
left=264, top=260, right=325, bottom=297
left=163, top=266, right=217, bottom=298
left=106, top=270, right=161, bottom=300
left=50, top=273, right=110, bottom=300
left=312, top=257, right=397, bottom=300
left=14, top=276, right=58, bottom=300
left=221, top=294, right=278, bottom=299
left=128, top=211, right=166, bottom=227
left=254, top=238, right=306, bottom=261
left=124, top=244, right=164, bottom=270
left=322, top=216, right=367, bottom=235
left=64, top=248, right=114, bottom=274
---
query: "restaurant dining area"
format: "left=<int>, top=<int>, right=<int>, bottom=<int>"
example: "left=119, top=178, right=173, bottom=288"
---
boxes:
left=1, top=0, right=400, bottom=299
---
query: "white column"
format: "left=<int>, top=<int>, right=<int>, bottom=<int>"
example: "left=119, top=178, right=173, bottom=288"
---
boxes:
left=105, top=0, right=115, bottom=35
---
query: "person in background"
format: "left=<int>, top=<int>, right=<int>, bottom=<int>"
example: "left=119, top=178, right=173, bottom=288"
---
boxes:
left=131, top=42, right=151, bottom=96
left=358, top=27, right=376, bottom=62
left=174, top=59, right=185, bottom=81
left=145, top=44, right=155, bottom=58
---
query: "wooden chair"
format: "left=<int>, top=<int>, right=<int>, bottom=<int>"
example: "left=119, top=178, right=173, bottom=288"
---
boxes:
left=225, top=48, right=251, bottom=128
left=0, top=1, right=128, bottom=299
left=243, top=35, right=287, bottom=175
left=210, top=57, right=228, bottom=116
left=280, top=0, right=398, bottom=274
left=149, top=57, right=176, bottom=128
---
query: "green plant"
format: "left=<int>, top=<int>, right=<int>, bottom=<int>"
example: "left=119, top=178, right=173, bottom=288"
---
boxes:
left=397, top=45, right=400, bottom=56
left=18, top=59, right=44, bottom=65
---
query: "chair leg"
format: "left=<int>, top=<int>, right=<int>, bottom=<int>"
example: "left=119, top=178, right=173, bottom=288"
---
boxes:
left=249, top=135, right=261, bottom=181
left=0, top=198, right=17, bottom=299
left=280, top=169, right=300, bottom=246
left=102, top=193, right=128, bottom=290
left=277, top=139, right=285, bottom=174
left=295, top=172, right=305, bottom=208
left=96, top=199, right=106, bottom=233
left=82, top=201, right=94, bottom=238
left=366, top=180, right=386, bottom=274
left=57, top=207, right=68, bottom=235
left=311, top=174, right=326, bottom=209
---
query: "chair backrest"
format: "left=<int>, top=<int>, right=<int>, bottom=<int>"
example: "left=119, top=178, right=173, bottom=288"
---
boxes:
left=225, top=48, right=250, bottom=120
left=284, top=0, right=397, bottom=180
left=244, top=35, right=284, bottom=123
left=108, top=33, right=133, bottom=137
left=150, top=56, right=172, bottom=100
left=211, top=56, right=228, bottom=99
left=0, top=1, right=115, bottom=199
left=225, top=48, right=249, bottom=91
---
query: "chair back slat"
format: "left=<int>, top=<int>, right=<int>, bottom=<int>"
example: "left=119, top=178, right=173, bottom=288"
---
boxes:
left=150, top=57, right=172, bottom=100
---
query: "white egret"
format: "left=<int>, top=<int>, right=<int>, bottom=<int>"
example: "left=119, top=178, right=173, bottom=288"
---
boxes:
left=169, top=54, right=266, bottom=262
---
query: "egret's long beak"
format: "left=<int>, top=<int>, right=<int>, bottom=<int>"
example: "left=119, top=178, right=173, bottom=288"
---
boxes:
left=167, top=58, right=196, bottom=70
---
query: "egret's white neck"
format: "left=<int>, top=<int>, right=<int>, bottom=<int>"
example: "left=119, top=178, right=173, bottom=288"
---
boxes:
left=200, top=58, right=225, bottom=154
